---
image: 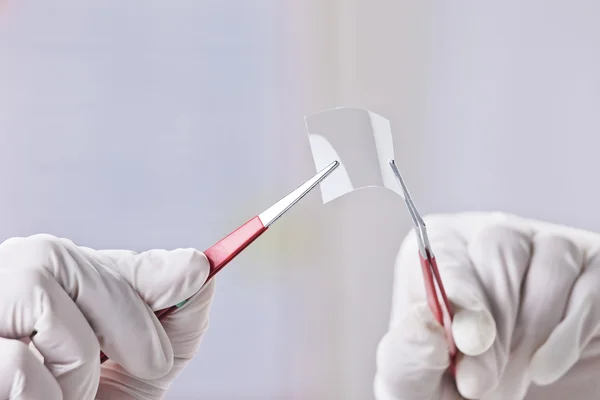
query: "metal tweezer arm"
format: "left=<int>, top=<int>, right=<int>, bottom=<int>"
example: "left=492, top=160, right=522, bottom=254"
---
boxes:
left=100, top=161, right=339, bottom=364
left=389, top=160, right=457, bottom=371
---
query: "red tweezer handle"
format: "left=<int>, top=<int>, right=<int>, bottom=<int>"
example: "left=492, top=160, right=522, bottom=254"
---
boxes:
left=419, top=251, right=457, bottom=374
left=99, top=216, right=267, bottom=364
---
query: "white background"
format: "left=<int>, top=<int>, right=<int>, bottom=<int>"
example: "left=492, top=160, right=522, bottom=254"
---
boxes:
left=2, top=1, right=600, bottom=398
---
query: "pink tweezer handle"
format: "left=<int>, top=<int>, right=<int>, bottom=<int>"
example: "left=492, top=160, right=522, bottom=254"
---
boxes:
left=100, top=216, right=267, bottom=364
left=419, top=251, right=457, bottom=374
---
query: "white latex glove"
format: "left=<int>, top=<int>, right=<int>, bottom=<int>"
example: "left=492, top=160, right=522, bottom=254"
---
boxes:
left=374, top=212, right=600, bottom=400
left=0, top=234, right=214, bottom=400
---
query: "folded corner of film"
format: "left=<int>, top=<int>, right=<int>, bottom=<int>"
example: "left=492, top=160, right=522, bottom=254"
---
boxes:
left=304, top=107, right=403, bottom=204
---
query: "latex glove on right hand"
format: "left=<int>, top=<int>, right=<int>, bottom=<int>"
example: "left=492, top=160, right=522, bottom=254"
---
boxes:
left=96, top=248, right=215, bottom=400
left=374, top=212, right=600, bottom=400
left=0, top=234, right=214, bottom=400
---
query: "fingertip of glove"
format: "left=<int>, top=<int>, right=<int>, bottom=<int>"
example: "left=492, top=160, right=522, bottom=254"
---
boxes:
left=452, top=308, right=496, bottom=356
left=135, top=354, right=174, bottom=380
left=178, top=248, right=211, bottom=286
left=529, top=345, right=577, bottom=386
left=452, top=307, right=500, bottom=399
left=146, top=248, right=210, bottom=308
left=151, top=339, right=175, bottom=380
left=456, top=363, right=496, bottom=400
left=125, top=319, right=175, bottom=380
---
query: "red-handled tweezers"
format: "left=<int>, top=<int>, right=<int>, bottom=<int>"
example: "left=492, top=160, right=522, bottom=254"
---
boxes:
left=389, top=160, right=457, bottom=374
left=100, top=160, right=339, bottom=364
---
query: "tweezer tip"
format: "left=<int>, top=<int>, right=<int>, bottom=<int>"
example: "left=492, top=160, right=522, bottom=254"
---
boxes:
left=258, top=159, right=339, bottom=227
left=324, top=160, right=339, bottom=172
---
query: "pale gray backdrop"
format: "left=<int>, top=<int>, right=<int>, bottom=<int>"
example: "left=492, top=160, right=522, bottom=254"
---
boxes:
left=1, top=1, right=600, bottom=399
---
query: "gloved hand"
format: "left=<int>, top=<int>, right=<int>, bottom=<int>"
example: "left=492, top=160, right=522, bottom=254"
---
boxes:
left=374, top=212, right=600, bottom=400
left=0, top=234, right=214, bottom=400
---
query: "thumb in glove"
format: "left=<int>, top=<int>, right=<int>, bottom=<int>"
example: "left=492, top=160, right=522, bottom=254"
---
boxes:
left=92, top=248, right=215, bottom=400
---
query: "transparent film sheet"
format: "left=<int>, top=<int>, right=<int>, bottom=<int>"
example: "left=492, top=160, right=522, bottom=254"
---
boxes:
left=305, top=107, right=403, bottom=204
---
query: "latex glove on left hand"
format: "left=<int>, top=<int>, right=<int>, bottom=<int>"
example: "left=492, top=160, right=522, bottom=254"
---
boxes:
left=0, top=234, right=214, bottom=400
left=374, top=212, right=599, bottom=400
left=374, top=213, right=502, bottom=400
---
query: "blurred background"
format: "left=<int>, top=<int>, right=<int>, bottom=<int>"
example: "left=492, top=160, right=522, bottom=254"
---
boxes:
left=1, top=0, right=600, bottom=398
